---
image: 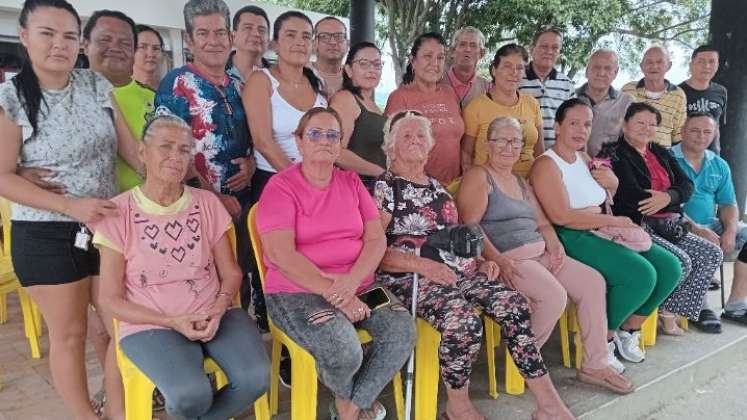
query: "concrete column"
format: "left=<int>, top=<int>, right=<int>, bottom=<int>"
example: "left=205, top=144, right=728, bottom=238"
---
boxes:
left=349, top=0, right=376, bottom=45
left=169, top=28, right=185, bottom=67
left=711, top=0, right=747, bottom=214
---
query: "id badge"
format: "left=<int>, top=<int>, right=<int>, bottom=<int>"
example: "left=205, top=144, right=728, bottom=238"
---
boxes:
left=74, top=225, right=91, bottom=251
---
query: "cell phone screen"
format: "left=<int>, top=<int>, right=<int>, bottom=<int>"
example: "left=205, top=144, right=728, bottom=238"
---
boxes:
left=358, top=287, right=390, bottom=310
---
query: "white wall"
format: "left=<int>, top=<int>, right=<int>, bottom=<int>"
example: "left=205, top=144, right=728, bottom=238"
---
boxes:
left=0, top=1, right=347, bottom=66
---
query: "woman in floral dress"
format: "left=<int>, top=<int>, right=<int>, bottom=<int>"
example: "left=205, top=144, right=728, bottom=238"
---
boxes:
left=373, top=110, right=574, bottom=420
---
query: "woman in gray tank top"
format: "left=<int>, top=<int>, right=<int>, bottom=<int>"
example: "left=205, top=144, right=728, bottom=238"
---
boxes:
left=457, top=116, right=634, bottom=394
left=330, top=42, right=387, bottom=190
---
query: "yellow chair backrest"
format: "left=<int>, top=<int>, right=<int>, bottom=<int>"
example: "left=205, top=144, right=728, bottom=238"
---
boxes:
left=0, top=198, right=11, bottom=257
left=247, top=205, right=266, bottom=286
left=446, top=178, right=461, bottom=197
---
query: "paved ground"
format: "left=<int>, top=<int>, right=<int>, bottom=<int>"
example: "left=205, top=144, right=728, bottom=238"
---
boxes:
left=1, top=263, right=745, bottom=419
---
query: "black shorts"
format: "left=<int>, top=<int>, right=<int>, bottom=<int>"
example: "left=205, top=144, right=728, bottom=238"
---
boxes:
left=11, top=221, right=99, bottom=287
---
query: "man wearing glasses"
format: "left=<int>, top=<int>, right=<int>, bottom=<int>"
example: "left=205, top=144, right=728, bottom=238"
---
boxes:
left=156, top=0, right=255, bottom=217
left=519, top=26, right=575, bottom=149
left=311, top=16, right=349, bottom=98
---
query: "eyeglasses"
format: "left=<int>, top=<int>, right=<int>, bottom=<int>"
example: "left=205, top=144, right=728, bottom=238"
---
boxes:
left=352, top=59, right=383, bottom=70
left=305, top=127, right=341, bottom=142
left=488, top=137, right=524, bottom=149
left=316, top=32, right=346, bottom=44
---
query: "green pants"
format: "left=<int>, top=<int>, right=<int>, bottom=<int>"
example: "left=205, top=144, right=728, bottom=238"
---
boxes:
left=555, top=227, right=681, bottom=330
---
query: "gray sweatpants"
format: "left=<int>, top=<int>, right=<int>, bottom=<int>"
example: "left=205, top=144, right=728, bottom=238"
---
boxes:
left=120, top=308, right=270, bottom=420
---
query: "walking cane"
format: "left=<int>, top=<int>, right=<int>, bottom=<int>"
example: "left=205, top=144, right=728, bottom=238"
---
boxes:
left=404, top=245, right=420, bottom=420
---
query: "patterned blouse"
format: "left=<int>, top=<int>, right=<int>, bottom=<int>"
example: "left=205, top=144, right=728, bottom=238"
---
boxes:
left=374, top=171, right=478, bottom=278
left=0, top=69, right=116, bottom=222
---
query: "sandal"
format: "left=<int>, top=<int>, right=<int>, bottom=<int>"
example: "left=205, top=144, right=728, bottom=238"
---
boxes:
left=90, top=389, right=106, bottom=419
left=692, top=309, right=722, bottom=334
left=577, top=366, right=634, bottom=394
left=152, top=388, right=166, bottom=411
left=439, top=408, right=485, bottom=420
left=722, top=309, right=747, bottom=326
left=358, top=400, right=386, bottom=420
left=657, top=313, right=685, bottom=336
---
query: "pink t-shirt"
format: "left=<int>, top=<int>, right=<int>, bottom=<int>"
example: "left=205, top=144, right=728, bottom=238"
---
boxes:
left=385, top=84, right=465, bottom=185
left=90, top=187, right=232, bottom=339
left=256, top=164, right=381, bottom=294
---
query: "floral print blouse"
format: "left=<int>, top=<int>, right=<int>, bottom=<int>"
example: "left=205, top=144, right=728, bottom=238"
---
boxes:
left=374, top=171, right=478, bottom=277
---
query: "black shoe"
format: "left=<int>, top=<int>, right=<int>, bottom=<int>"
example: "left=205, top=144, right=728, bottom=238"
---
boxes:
left=255, top=314, right=270, bottom=334
left=709, top=278, right=721, bottom=291
left=692, top=309, right=722, bottom=334
left=279, top=357, right=292, bottom=389
left=722, top=309, right=747, bottom=325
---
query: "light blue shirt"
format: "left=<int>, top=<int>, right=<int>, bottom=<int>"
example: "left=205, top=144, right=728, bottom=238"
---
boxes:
left=672, top=144, right=736, bottom=225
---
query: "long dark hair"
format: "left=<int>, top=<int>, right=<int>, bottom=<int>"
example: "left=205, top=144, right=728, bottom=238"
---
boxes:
left=342, top=41, right=380, bottom=99
left=273, top=11, right=322, bottom=95
left=14, top=0, right=80, bottom=133
left=402, top=32, right=446, bottom=85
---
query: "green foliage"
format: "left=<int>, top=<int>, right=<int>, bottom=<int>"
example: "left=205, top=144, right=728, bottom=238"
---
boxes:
left=262, top=0, right=710, bottom=80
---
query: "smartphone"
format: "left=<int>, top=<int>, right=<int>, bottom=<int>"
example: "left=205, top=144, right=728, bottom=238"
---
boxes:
left=358, top=287, right=391, bottom=311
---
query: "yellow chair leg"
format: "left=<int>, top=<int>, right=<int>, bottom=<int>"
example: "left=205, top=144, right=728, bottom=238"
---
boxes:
left=679, top=316, right=688, bottom=331
left=504, top=350, right=525, bottom=395
left=32, top=300, right=42, bottom=337
left=0, top=293, right=7, bottom=324
left=393, top=370, right=404, bottom=420
left=559, top=308, right=571, bottom=368
left=289, top=348, right=318, bottom=420
left=269, top=339, right=281, bottom=416
left=642, top=310, right=657, bottom=348
left=484, top=316, right=498, bottom=399
left=253, top=393, right=271, bottom=420
left=415, top=319, right=441, bottom=420
left=121, top=367, right=157, bottom=420
left=18, top=289, right=41, bottom=359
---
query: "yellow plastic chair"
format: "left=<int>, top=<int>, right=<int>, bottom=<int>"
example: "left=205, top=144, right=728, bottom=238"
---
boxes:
left=0, top=198, right=42, bottom=359
left=113, top=320, right=270, bottom=420
left=248, top=206, right=405, bottom=420
left=641, top=310, right=658, bottom=348
left=558, top=302, right=584, bottom=370
left=113, top=224, right=269, bottom=420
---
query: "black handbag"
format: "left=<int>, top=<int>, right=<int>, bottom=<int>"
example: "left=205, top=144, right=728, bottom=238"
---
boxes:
left=643, top=215, right=690, bottom=244
left=425, top=224, right=485, bottom=258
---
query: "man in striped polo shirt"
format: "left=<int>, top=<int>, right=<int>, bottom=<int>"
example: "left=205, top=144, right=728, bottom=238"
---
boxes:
left=519, top=26, right=575, bottom=149
left=622, top=46, right=687, bottom=147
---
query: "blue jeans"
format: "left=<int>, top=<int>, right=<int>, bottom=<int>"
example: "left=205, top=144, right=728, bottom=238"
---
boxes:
left=120, top=308, right=270, bottom=420
left=709, top=220, right=747, bottom=251
left=265, top=287, right=415, bottom=409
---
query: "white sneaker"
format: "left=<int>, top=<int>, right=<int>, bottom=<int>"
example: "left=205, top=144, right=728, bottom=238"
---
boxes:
left=607, top=341, right=626, bottom=373
left=613, top=330, right=645, bottom=363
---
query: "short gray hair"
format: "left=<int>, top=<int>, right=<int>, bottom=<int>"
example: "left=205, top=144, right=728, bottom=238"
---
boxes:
left=382, top=111, right=434, bottom=168
left=451, top=26, right=486, bottom=50
left=588, top=48, right=619, bottom=67
left=487, top=116, right=522, bottom=141
left=183, top=0, right=231, bottom=35
left=143, top=108, right=193, bottom=143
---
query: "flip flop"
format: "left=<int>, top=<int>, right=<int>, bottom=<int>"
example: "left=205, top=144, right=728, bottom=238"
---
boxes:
left=692, top=309, right=722, bottom=334
left=577, top=367, right=635, bottom=395
left=722, top=309, right=747, bottom=325
left=358, top=401, right=386, bottom=420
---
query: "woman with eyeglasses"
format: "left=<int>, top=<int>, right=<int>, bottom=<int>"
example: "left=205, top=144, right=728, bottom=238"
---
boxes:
left=329, top=41, right=387, bottom=190
left=457, top=116, right=634, bottom=394
left=244, top=10, right=327, bottom=331
left=461, top=44, right=544, bottom=177
left=385, top=32, right=464, bottom=186
left=257, top=107, right=415, bottom=420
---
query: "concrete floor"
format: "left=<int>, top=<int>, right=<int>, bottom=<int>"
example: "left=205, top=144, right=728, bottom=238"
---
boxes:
left=1, top=263, right=745, bottom=419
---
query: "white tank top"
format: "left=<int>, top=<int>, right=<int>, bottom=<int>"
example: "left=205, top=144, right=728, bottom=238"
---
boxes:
left=542, top=149, right=607, bottom=209
left=254, top=68, right=327, bottom=172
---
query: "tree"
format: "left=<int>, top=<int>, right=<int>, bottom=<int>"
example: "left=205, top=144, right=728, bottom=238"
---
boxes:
left=265, top=0, right=709, bottom=82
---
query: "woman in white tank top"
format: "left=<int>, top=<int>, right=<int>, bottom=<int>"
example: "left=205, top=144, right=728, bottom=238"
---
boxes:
left=532, top=99, right=683, bottom=371
left=243, top=11, right=327, bottom=202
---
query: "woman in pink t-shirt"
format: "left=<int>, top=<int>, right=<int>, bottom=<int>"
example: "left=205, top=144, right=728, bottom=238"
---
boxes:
left=257, top=107, right=415, bottom=420
left=92, top=114, right=270, bottom=420
left=385, top=32, right=465, bottom=186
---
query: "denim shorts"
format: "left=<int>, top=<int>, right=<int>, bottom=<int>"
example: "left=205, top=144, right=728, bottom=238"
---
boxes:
left=11, top=221, right=99, bottom=286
